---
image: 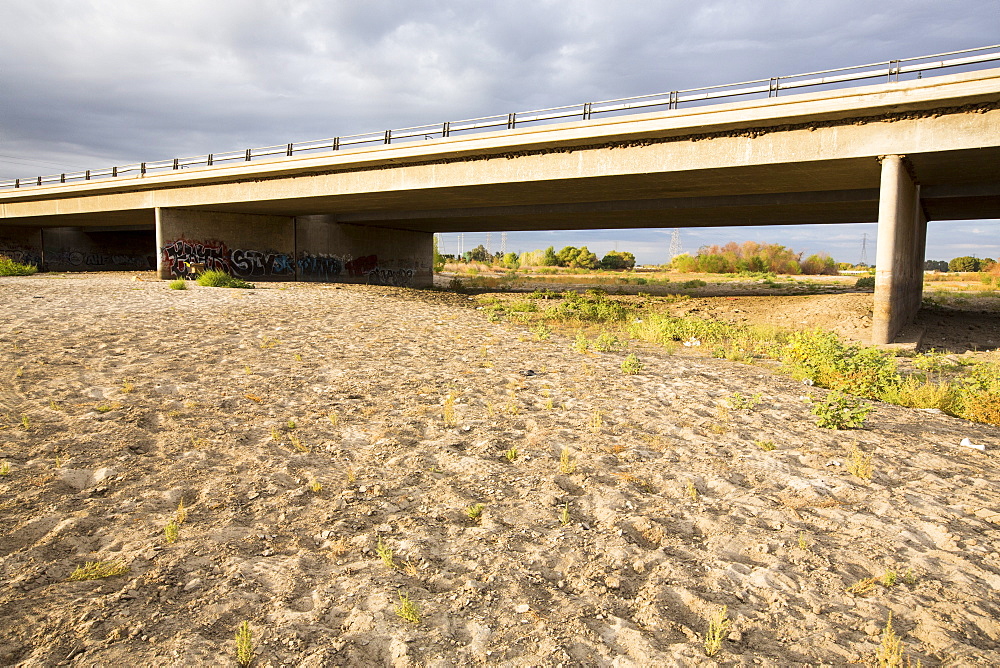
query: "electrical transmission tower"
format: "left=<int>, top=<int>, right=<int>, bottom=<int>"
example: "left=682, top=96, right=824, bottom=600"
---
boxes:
left=501, top=231, right=507, bottom=255
left=859, top=232, right=869, bottom=267
left=669, top=229, right=682, bottom=260
left=485, top=232, right=492, bottom=257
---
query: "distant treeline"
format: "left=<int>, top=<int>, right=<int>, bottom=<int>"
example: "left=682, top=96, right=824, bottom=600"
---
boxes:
left=670, top=242, right=838, bottom=275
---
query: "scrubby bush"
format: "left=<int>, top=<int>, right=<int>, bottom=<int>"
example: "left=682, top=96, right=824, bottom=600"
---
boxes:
left=782, top=330, right=898, bottom=399
left=0, top=255, right=38, bottom=276
left=855, top=275, right=875, bottom=289
left=168, top=279, right=187, bottom=290
left=195, top=269, right=255, bottom=289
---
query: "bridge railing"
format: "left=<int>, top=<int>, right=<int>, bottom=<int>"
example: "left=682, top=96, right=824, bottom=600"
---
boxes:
left=3, top=44, right=999, bottom=191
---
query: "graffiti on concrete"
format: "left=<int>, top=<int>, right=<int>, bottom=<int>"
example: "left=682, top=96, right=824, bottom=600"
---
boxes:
left=161, top=240, right=416, bottom=285
left=230, top=248, right=294, bottom=278
left=0, top=246, right=42, bottom=267
left=367, top=266, right=414, bottom=287
left=345, top=254, right=378, bottom=277
left=162, top=238, right=294, bottom=279
left=46, top=250, right=153, bottom=269
left=162, top=239, right=232, bottom=277
left=297, top=253, right=345, bottom=281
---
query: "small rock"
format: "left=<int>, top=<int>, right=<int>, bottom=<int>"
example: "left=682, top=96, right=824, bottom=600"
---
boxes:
left=514, top=604, right=530, bottom=614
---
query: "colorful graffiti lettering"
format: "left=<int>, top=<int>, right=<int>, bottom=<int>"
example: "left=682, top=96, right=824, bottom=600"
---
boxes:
left=161, top=239, right=231, bottom=277
left=230, top=248, right=294, bottom=278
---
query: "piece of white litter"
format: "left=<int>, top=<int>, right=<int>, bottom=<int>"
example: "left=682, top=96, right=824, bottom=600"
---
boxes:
left=960, top=438, right=986, bottom=451
left=802, top=378, right=815, bottom=386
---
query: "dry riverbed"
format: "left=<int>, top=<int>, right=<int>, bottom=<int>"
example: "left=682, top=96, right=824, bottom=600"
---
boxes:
left=1, top=273, right=999, bottom=666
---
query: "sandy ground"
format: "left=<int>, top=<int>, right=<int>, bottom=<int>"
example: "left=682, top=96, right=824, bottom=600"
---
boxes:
left=1, top=273, right=999, bottom=666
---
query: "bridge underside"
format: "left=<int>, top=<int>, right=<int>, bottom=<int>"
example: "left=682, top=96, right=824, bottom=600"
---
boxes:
left=3, top=68, right=1000, bottom=343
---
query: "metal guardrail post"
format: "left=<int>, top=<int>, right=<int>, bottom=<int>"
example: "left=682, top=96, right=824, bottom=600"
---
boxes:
left=442, top=122, right=450, bottom=137
left=245, top=149, right=252, bottom=161
left=85, top=170, right=90, bottom=180
left=888, top=59, right=901, bottom=82
left=286, top=143, right=293, bottom=156
left=583, top=103, right=592, bottom=120
left=14, top=179, right=19, bottom=188
left=333, top=137, right=340, bottom=150
left=112, top=167, right=117, bottom=177
left=207, top=154, right=214, bottom=166
left=36, top=176, right=41, bottom=186
left=61, top=174, right=65, bottom=183
left=384, top=130, right=391, bottom=144
left=173, top=158, right=179, bottom=170
left=141, top=162, right=146, bottom=175
left=768, top=77, right=780, bottom=97
left=507, top=113, right=516, bottom=129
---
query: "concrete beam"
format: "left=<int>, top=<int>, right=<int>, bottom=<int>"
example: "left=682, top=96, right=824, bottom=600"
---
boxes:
left=873, top=156, right=926, bottom=344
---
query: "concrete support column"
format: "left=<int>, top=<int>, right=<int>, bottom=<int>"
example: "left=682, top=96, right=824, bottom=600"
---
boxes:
left=155, top=208, right=166, bottom=279
left=873, top=155, right=925, bottom=344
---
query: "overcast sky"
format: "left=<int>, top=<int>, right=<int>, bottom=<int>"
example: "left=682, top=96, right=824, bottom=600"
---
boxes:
left=2, top=1, right=998, bottom=264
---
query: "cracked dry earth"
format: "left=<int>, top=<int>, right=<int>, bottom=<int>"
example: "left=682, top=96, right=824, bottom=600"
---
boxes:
left=1, top=273, right=999, bottom=667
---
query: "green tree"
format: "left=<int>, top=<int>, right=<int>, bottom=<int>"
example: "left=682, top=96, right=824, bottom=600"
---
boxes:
left=501, top=252, right=520, bottom=270
left=432, top=236, right=445, bottom=273
left=556, top=246, right=579, bottom=267
left=468, top=244, right=492, bottom=263
left=949, top=256, right=982, bottom=272
left=600, top=250, right=636, bottom=270
left=542, top=246, right=559, bottom=266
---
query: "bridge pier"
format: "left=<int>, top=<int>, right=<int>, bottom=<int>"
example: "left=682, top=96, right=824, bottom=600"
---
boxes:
left=872, top=155, right=927, bottom=344
left=155, top=208, right=432, bottom=287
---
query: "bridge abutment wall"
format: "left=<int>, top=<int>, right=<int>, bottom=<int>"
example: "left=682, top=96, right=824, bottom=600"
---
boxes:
left=155, top=208, right=432, bottom=287
left=872, top=155, right=927, bottom=344
left=0, top=225, right=43, bottom=267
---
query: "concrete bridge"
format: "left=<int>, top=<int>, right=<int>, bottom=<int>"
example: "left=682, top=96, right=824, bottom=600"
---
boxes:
left=2, top=61, right=999, bottom=343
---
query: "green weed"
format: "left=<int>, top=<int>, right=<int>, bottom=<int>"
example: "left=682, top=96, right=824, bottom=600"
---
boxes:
left=196, top=269, right=254, bottom=289
left=704, top=605, right=731, bottom=657
left=620, top=353, right=643, bottom=375
left=168, top=279, right=187, bottom=290
left=811, top=392, right=873, bottom=429
left=164, top=519, right=180, bottom=543
left=68, top=560, right=129, bottom=581
left=376, top=537, right=396, bottom=569
left=559, top=447, right=577, bottom=474
left=235, top=620, right=254, bottom=667
left=559, top=501, right=571, bottom=526
left=465, top=503, right=485, bottom=521
left=727, top=391, right=762, bottom=411
left=0, top=256, right=38, bottom=276
left=395, top=592, right=421, bottom=624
